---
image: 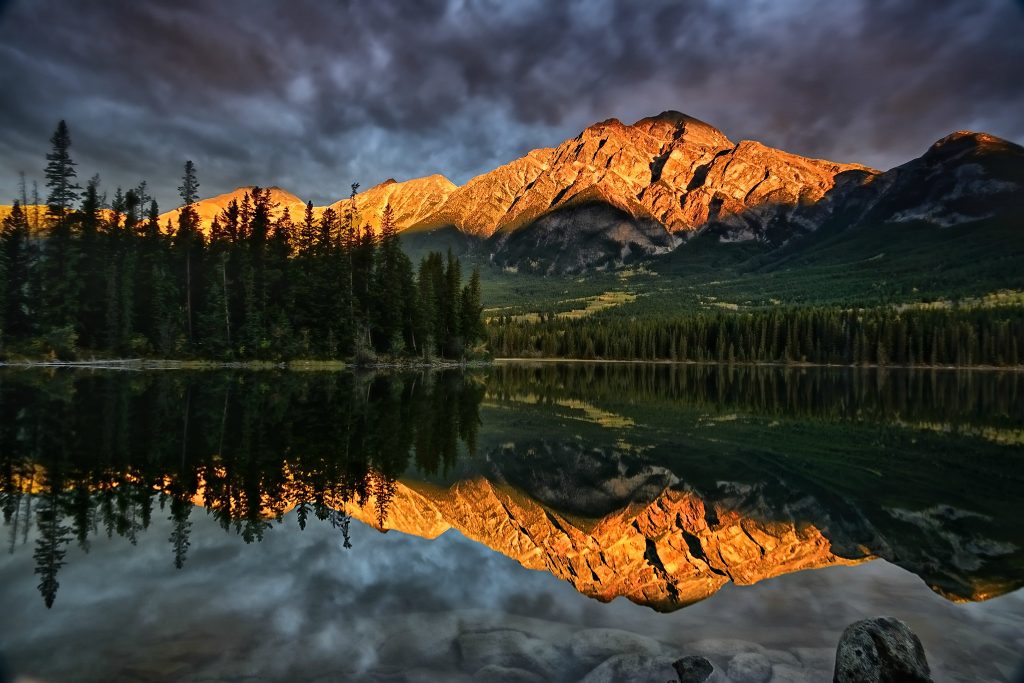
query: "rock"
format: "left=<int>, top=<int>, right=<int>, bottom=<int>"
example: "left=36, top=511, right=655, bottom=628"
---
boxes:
left=579, top=653, right=680, bottom=683
left=672, top=655, right=714, bottom=682
left=473, top=664, right=546, bottom=683
left=833, top=617, right=932, bottom=682
left=568, top=628, right=662, bottom=667
left=727, top=652, right=772, bottom=683
left=457, top=629, right=560, bottom=677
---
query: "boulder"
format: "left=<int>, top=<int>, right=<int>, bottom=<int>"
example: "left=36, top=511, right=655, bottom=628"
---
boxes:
left=833, top=617, right=932, bottom=682
left=673, top=655, right=715, bottom=682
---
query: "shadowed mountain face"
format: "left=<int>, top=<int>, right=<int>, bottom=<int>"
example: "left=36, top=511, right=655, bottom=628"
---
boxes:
left=2, top=365, right=1021, bottom=612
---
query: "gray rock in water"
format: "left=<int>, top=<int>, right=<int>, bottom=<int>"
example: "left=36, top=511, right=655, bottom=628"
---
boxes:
left=834, top=617, right=933, bottom=682
left=673, top=655, right=714, bottom=682
left=728, top=652, right=773, bottom=683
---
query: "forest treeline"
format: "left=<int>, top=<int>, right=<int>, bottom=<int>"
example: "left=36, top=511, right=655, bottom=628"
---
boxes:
left=487, top=362, right=1024, bottom=428
left=0, top=121, right=484, bottom=360
left=0, top=370, right=484, bottom=607
left=488, top=305, right=1024, bottom=367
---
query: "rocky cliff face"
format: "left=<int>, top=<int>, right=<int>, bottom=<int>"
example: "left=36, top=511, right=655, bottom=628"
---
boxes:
left=416, top=111, right=867, bottom=239
left=411, top=111, right=871, bottom=270
left=325, top=174, right=457, bottom=234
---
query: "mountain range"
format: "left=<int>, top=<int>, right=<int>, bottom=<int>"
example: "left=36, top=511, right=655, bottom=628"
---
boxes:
left=4, top=111, right=1021, bottom=276
left=157, top=110, right=1023, bottom=274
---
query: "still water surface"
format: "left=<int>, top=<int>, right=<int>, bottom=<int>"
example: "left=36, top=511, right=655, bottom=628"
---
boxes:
left=1, top=364, right=1022, bottom=681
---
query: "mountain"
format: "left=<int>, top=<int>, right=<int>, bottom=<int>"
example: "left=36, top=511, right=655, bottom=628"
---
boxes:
left=702, top=129, right=1024, bottom=246
left=411, top=111, right=873, bottom=272
left=6, top=111, right=1020, bottom=277
left=146, top=111, right=877, bottom=272
left=324, top=174, right=456, bottom=233
left=158, top=185, right=307, bottom=230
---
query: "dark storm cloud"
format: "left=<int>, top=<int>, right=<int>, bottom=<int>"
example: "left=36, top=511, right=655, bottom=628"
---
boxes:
left=0, top=0, right=1021, bottom=210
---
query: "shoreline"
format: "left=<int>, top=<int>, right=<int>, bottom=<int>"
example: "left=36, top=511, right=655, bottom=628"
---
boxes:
left=1, top=357, right=1022, bottom=372
left=0, top=358, right=492, bottom=371
left=492, top=357, right=1024, bottom=372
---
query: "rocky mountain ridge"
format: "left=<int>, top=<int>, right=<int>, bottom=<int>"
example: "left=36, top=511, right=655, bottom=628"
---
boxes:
left=19, top=110, right=1010, bottom=274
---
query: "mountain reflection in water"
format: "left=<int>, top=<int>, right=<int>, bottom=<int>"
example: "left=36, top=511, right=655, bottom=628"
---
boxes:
left=1, top=363, right=1022, bottom=616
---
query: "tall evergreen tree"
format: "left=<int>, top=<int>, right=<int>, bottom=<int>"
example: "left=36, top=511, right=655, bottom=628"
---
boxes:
left=43, top=120, right=80, bottom=223
left=41, top=120, right=82, bottom=334
left=373, top=203, right=407, bottom=351
left=174, top=161, right=203, bottom=346
left=459, top=267, right=484, bottom=349
left=78, top=175, right=105, bottom=347
left=1, top=202, right=33, bottom=341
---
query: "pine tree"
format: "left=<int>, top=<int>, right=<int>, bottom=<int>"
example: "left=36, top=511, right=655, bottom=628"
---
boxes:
left=459, top=267, right=484, bottom=349
left=39, top=121, right=85, bottom=336
left=415, top=255, right=438, bottom=358
left=1, top=202, right=33, bottom=341
left=443, top=250, right=462, bottom=356
left=44, top=120, right=80, bottom=223
left=78, top=175, right=106, bottom=348
left=174, top=161, right=203, bottom=346
left=373, top=203, right=405, bottom=352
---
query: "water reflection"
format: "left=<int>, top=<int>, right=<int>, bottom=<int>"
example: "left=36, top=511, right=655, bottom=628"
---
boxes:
left=1, top=364, right=1022, bottom=613
left=1, top=370, right=484, bottom=607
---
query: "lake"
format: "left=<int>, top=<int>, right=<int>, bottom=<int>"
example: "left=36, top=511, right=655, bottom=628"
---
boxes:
left=1, top=363, right=1022, bottom=682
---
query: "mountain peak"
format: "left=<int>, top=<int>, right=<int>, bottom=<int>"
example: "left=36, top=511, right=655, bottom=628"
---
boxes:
left=367, top=178, right=399, bottom=192
left=922, top=130, right=1024, bottom=167
left=633, top=109, right=708, bottom=126
left=631, top=110, right=731, bottom=150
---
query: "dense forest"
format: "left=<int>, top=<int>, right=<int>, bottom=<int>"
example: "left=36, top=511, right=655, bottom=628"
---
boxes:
left=0, top=370, right=484, bottom=607
left=0, top=121, right=485, bottom=361
left=488, top=306, right=1024, bottom=367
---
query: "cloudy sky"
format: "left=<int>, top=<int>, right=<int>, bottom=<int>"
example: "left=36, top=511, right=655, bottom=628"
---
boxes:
left=0, top=0, right=1021, bottom=210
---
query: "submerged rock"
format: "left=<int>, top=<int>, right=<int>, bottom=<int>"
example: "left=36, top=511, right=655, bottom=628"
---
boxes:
left=833, top=617, right=932, bottom=682
left=672, top=655, right=715, bottom=682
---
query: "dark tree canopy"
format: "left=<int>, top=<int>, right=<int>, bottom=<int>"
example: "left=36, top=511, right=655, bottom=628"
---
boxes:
left=1, top=123, right=488, bottom=361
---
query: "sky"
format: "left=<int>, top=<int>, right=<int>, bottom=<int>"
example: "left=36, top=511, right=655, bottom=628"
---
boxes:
left=0, top=0, right=1021, bottom=211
